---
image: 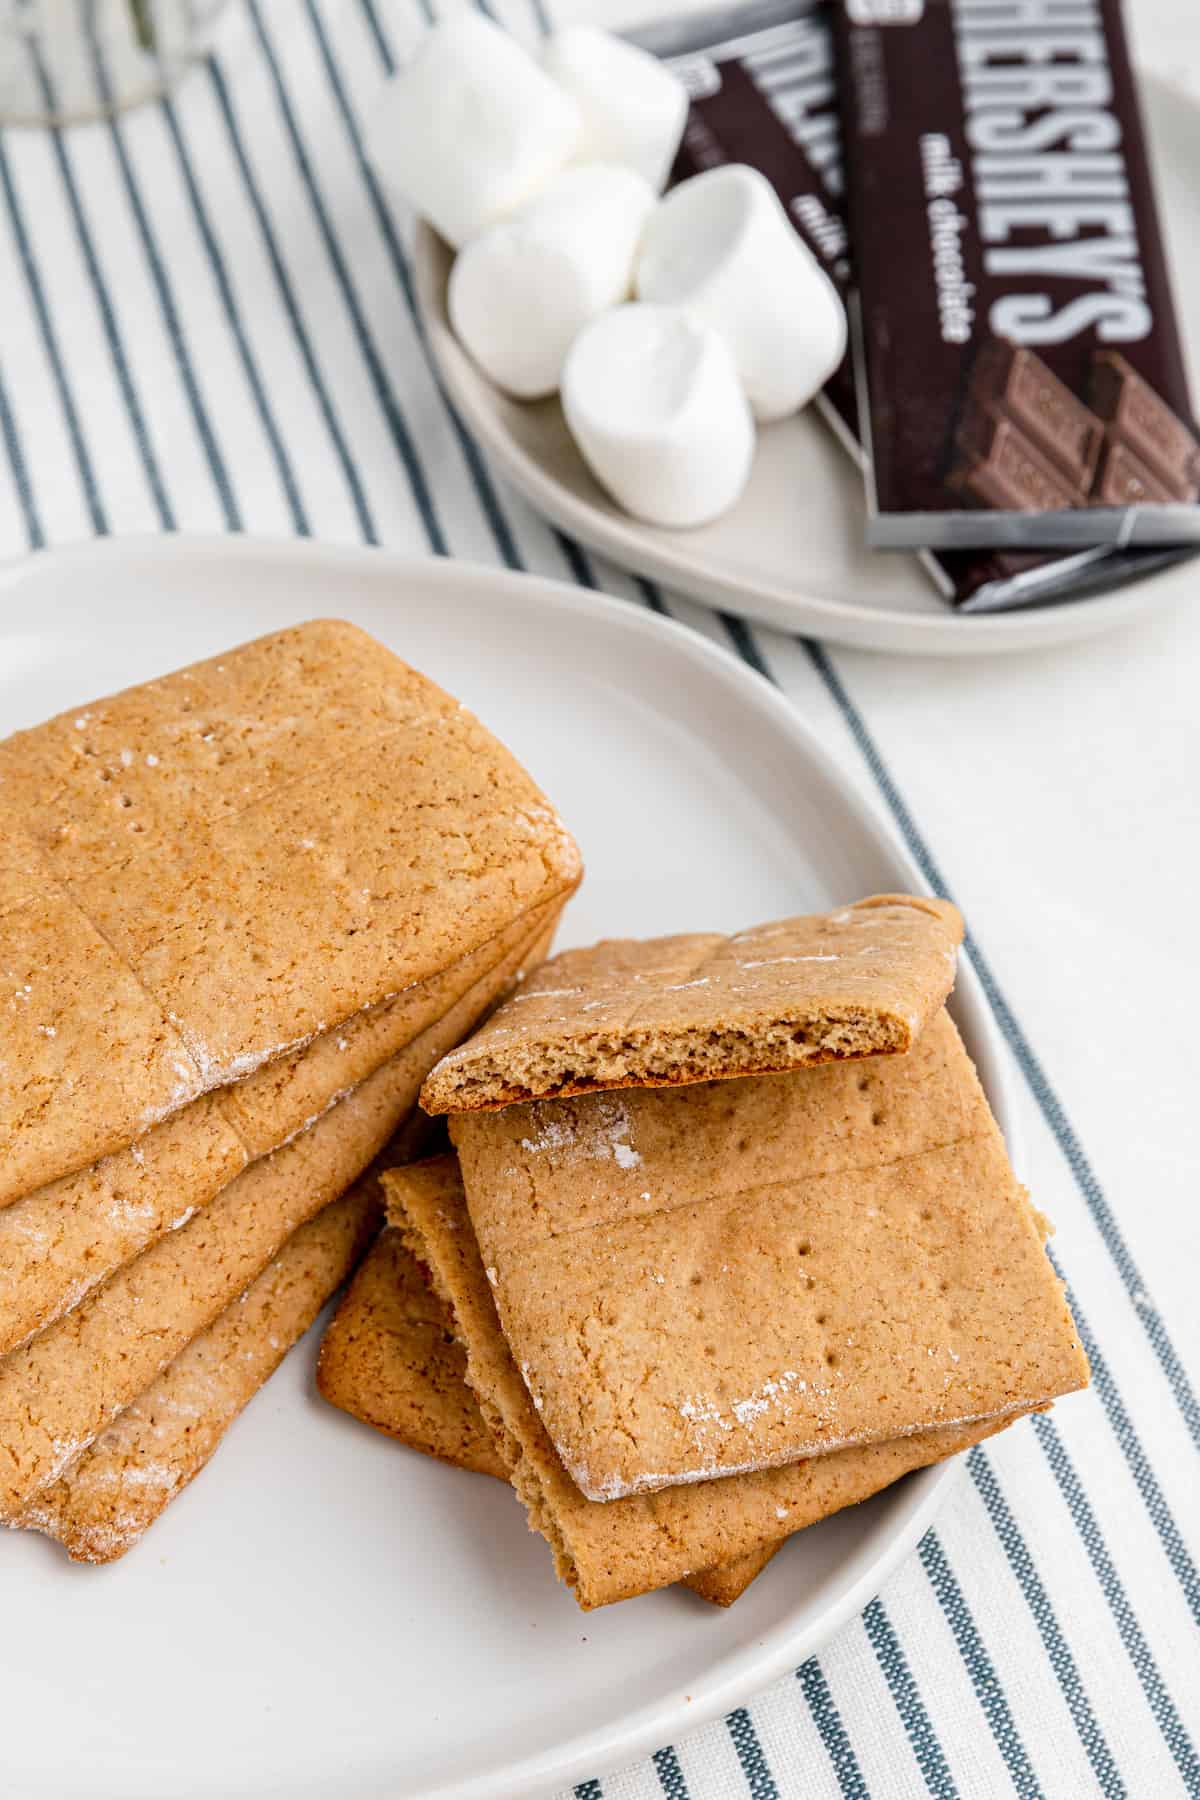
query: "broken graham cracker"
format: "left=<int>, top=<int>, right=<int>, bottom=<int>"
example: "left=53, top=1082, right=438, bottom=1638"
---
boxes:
left=685, top=1544, right=781, bottom=1607
left=0, top=904, right=559, bottom=1358
left=420, top=894, right=962, bottom=1114
left=0, top=955, right=529, bottom=1522
left=451, top=1010, right=1088, bottom=1501
left=387, top=1156, right=1031, bottom=1610
left=317, top=1227, right=507, bottom=1481
left=316, top=1224, right=768, bottom=1605
left=0, top=619, right=581, bottom=1208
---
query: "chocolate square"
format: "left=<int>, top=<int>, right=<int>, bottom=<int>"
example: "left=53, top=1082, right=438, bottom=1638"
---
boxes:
left=950, top=411, right=1087, bottom=514
left=1089, top=352, right=1200, bottom=501
left=972, top=343, right=1105, bottom=492
left=1092, top=438, right=1181, bottom=508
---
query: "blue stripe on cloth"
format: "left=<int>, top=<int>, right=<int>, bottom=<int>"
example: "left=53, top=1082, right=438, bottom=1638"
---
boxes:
left=862, top=1599, right=960, bottom=1800
left=720, top=613, right=775, bottom=682
left=202, top=56, right=378, bottom=545
left=636, top=577, right=669, bottom=612
left=793, top=638, right=1200, bottom=1645
left=799, top=639, right=1200, bottom=1462
left=84, top=24, right=240, bottom=529
left=796, top=1657, right=871, bottom=1800
left=967, top=1448, right=1124, bottom=1798
left=917, top=1530, right=1044, bottom=1800
left=356, top=0, right=397, bottom=64
left=157, top=94, right=310, bottom=535
left=555, top=529, right=598, bottom=587
left=18, top=44, right=169, bottom=529
left=244, top=0, right=448, bottom=555
left=0, top=135, right=109, bottom=533
left=652, top=1743, right=691, bottom=1799
left=726, top=1707, right=780, bottom=1799
left=1054, top=1262, right=1200, bottom=1634
left=574, top=1782, right=604, bottom=1799
left=304, top=0, right=522, bottom=569
left=0, top=360, right=44, bottom=549
left=1031, top=1412, right=1200, bottom=1791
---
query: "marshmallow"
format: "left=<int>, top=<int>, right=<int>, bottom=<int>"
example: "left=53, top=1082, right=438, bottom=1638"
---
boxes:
left=636, top=165, right=848, bottom=422
left=543, top=25, right=689, bottom=193
left=372, top=14, right=582, bottom=250
left=449, top=164, right=655, bottom=400
left=561, top=303, right=755, bottom=528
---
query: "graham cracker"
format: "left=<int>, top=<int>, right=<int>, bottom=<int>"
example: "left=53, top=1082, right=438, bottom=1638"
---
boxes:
left=0, top=905, right=558, bottom=1357
left=449, top=1010, right=1087, bottom=1501
left=317, top=1227, right=507, bottom=1480
left=0, top=620, right=581, bottom=1208
left=421, top=895, right=962, bottom=1114
left=0, top=936, right=549, bottom=1523
left=387, top=1156, right=1028, bottom=1609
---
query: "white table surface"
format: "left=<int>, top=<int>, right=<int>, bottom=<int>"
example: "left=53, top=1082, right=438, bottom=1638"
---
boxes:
left=0, top=3, right=1198, bottom=1796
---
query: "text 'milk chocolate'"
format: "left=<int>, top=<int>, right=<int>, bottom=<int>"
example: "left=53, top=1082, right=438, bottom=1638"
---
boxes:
left=834, top=0, right=1200, bottom=551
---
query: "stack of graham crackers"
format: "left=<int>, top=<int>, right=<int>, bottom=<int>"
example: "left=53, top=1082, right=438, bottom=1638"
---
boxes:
left=320, top=898, right=1089, bottom=1608
left=0, top=620, right=581, bottom=1563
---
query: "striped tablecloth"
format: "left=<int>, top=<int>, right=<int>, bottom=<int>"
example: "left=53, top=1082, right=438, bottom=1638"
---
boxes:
left=2, top=3, right=1198, bottom=1795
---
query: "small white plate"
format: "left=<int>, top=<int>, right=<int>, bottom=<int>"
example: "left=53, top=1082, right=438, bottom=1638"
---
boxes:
left=412, top=73, right=1199, bottom=658
left=0, top=536, right=1020, bottom=1799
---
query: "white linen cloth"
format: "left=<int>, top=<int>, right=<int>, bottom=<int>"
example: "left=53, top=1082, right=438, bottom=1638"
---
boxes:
left=0, top=3, right=1197, bottom=1795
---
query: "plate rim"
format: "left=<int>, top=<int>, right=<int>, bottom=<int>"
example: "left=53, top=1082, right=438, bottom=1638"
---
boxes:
left=0, top=533, right=1019, bottom=1800
left=409, top=69, right=1197, bottom=658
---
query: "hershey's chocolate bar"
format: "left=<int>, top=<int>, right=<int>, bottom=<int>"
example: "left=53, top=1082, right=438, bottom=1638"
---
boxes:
left=639, top=0, right=1195, bottom=610
left=834, top=0, right=1200, bottom=550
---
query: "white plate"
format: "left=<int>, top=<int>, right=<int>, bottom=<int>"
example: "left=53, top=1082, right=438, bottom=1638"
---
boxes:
left=412, top=73, right=1199, bottom=658
left=0, top=536, right=1020, bottom=1800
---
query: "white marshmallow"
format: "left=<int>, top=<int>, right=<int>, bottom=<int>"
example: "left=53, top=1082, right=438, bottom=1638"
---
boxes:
left=636, top=164, right=848, bottom=422
left=371, top=13, right=582, bottom=250
left=562, top=303, right=755, bottom=528
left=449, top=164, right=655, bottom=400
left=543, top=25, right=689, bottom=193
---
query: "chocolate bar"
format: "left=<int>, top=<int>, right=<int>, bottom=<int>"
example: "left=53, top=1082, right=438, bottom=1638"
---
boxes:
left=834, top=0, right=1200, bottom=550
left=634, top=0, right=1196, bottom=609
